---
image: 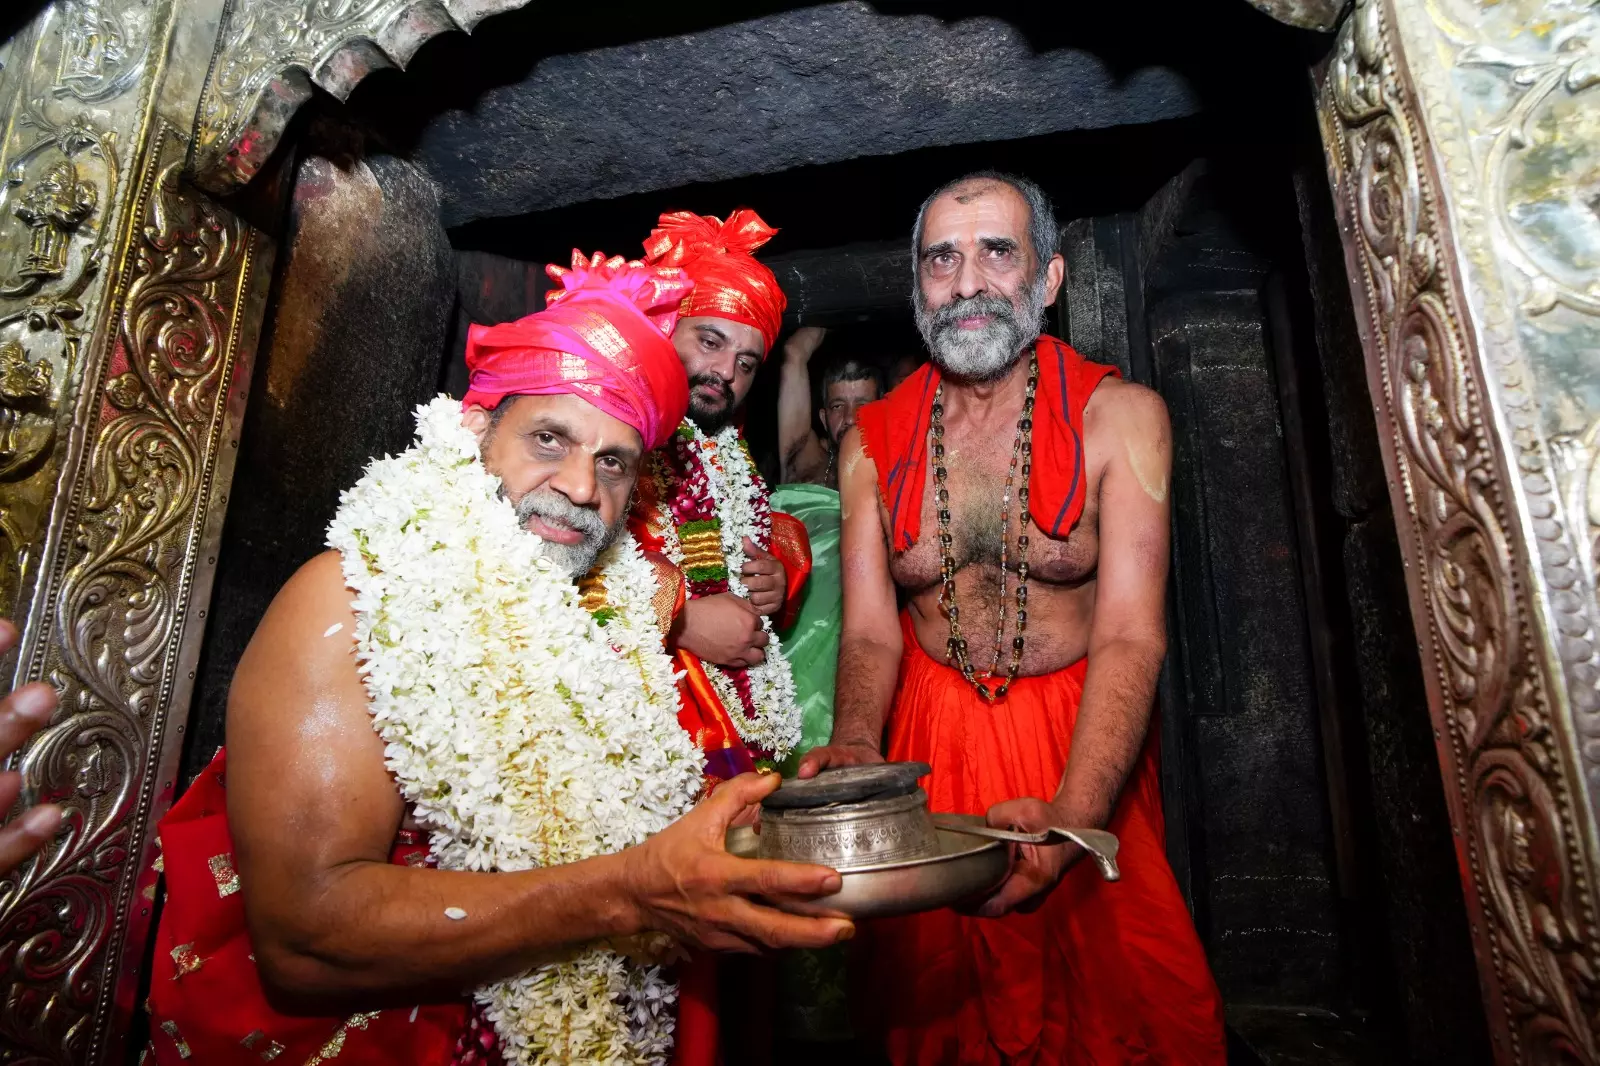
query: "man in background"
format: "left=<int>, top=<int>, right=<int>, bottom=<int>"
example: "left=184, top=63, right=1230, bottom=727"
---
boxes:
left=771, top=326, right=885, bottom=1051
left=777, top=326, right=884, bottom=490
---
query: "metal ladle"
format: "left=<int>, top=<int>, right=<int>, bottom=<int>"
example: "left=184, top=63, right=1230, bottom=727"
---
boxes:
left=931, top=813, right=1122, bottom=882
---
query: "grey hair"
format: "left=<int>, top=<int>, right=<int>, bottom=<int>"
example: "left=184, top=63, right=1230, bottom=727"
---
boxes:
left=909, top=171, right=1059, bottom=291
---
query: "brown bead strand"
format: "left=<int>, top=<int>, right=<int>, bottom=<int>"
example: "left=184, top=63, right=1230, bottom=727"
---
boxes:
left=930, top=351, right=1039, bottom=703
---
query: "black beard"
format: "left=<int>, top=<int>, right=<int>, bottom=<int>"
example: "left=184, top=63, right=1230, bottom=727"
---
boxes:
left=687, top=373, right=736, bottom=433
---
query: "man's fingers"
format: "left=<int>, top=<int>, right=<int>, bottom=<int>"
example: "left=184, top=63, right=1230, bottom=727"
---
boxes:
left=0, top=804, right=61, bottom=874
left=702, top=772, right=780, bottom=824
left=0, top=619, right=18, bottom=657
left=750, top=629, right=770, bottom=649
left=794, top=744, right=875, bottom=779
left=725, top=855, right=842, bottom=900
left=977, top=874, right=1034, bottom=918
left=679, top=924, right=761, bottom=956
left=794, top=749, right=831, bottom=779
left=721, top=897, right=854, bottom=951
left=741, top=537, right=773, bottom=560
left=977, top=853, right=1056, bottom=918
left=0, top=683, right=56, bottom=759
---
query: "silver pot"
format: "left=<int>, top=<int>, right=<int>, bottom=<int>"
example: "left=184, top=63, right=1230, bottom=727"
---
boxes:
left=757, top=788, right=941, bottom=870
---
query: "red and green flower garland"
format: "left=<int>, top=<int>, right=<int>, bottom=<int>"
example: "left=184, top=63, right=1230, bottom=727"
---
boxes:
left=648, top=422, right=801, bottom=760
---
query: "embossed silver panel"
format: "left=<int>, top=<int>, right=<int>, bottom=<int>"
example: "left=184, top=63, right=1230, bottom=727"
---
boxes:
left=0, top=3, right=277, bottom=1060
left=1318, top=0, right=1600, bottom=1060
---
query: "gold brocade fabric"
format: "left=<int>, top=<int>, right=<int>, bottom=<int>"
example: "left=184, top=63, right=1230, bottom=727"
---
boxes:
left=769, top=514, right=810, bottom=583
left=577, top=551, right=682, bottom=637
left=646, top=552, right=686, bottom=638
left=640, top=209, right=787, bottom=352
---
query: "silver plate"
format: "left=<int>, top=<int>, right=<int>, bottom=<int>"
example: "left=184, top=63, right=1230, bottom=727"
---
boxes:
left=727, top=825, right=1010, bottom=920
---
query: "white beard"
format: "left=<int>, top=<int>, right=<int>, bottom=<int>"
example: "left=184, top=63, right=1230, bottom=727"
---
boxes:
left=915, top=270, right=1050, bottom=383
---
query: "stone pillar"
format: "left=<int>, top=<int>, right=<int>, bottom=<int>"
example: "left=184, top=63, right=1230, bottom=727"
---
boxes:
left=1316, top=0, right=1600, bottom=1061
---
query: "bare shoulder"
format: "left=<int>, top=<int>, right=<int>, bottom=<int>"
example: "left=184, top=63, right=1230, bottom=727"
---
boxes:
left=1084, top=377, right=1170, bottom=441
left=254, top=550, right=358, bottom=648
left=229, top=550, right=362, bottom=729
left=837, top=425, right=877, bottom=487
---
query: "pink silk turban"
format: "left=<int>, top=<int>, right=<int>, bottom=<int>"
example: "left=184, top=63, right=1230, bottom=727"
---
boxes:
left=462, top=252, right=693, bottom=451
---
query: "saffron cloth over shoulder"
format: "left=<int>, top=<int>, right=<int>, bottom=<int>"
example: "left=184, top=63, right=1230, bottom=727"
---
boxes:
left=855, top=336, right=1119, bottom=551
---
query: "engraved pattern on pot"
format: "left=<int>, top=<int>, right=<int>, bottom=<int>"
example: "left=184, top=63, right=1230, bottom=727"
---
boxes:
left=762, top=818, right=940, bottom=868
left=1321, top=0, right=1600, bottom=1060
left=759, top=791, right=941, bottom=868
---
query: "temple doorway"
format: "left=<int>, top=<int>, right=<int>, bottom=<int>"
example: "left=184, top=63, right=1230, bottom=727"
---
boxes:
left=157, top=5, right=1491, bottom=1065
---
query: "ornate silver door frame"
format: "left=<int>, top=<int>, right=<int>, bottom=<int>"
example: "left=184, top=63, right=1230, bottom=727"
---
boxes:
left=1316, top=0, right=1600, bottom=1060
left=0, top=2, right=275, bottom=1059
left=1, top=0, right=1596, bottom=1061
left=0, top=2, right=532, bottom=1060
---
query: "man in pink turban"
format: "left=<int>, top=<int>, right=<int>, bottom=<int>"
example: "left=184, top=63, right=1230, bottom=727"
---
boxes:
left=457, top=251, right=696, bottom=577
left=143, top=254, right=851, bottom=1066
left=464, top=251, right=692, bottom=451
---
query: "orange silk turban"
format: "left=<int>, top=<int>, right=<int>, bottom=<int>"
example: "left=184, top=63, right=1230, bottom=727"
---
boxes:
left=462, top=252, right=692, bottom=450
left=642, top=209, right=787, bottom=354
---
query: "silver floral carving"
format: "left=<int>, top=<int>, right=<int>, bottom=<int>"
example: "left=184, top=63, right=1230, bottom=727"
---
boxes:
left=0, top=119, right=264, bottom=1064
left=190, top=0, right=535, bottom=192
left=1320, top=0, right=1600, bottom=1060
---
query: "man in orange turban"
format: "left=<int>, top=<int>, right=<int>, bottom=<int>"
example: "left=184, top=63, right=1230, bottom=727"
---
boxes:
left=629, top=210, right=812, bottom=783
left=626, top=209, right=816, bottom=1066
left=142, top=254, right=850, bottom=1066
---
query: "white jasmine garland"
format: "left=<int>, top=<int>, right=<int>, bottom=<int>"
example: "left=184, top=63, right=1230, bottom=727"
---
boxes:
left=327, top=396, right=701, bottom=1066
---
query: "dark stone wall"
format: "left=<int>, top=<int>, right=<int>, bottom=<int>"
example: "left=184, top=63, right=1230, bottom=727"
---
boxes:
left=1041, top=145, right=1490, bottom=1058
left=383, top=2, right=1204, bottom=227
left=1151, top=288, right=1344, bottom=1005
left=1292, top=165, right=1492, bottom=1065
left=441, top=249, right=552, bottom=400
left=182, top=141, right=456, bottom=786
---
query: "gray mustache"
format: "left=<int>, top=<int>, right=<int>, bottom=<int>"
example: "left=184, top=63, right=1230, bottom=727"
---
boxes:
left=512, top=489, right=606, bottom=539
left=927, top=293, right=1020, bottom=336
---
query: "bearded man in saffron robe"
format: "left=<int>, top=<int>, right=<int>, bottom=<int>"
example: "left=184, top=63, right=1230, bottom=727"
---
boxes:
left=142, top=255, right=850, bottom=1066
left=801, top=172, right=1226, bottom=1064
left=629, top=209, right=812, bottom=780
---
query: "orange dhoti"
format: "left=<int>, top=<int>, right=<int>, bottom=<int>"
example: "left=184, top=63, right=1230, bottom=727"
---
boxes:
left=859, top=614, right=1226, bottom=1066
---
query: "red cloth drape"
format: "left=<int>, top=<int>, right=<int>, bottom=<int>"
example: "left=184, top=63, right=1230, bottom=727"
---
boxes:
left=145, top=752, right=469, bottom=1066
left=854, top=336, right=1118, bottom=553
left=856, top=615, right=1226, bottom=1065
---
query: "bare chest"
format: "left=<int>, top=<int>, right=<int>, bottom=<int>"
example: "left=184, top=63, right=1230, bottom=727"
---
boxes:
left=887, top=430, right=1100, bottom=594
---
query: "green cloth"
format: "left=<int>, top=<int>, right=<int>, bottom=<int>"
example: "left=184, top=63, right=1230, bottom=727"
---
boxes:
left=770, top=483, right=852, bottom=1043
left=772, top=483, right=843, bottom=775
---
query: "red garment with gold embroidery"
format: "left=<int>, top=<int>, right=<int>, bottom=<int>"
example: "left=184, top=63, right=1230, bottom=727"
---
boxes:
left=630, top=466, right=811, bottom=781
left=145, top=752, right=472, bottom=1066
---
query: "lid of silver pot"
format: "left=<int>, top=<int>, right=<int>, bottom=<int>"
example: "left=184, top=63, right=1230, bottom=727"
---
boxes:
left=762, top=762, right=932, bottom=810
